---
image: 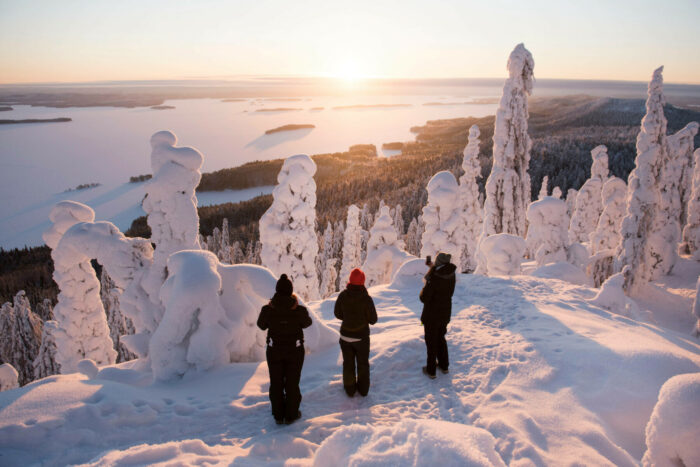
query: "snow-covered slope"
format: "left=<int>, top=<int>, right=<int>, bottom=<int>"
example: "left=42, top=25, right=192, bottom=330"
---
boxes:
left=1, top=271, right=699, bottom=466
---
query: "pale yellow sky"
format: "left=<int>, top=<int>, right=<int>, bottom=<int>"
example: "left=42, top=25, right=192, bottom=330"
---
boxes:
left=1, top=0, right=699, bottom=84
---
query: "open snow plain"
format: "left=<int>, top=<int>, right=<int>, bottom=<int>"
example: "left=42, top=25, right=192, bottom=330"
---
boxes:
left=1, top=261, right=698, bottom=466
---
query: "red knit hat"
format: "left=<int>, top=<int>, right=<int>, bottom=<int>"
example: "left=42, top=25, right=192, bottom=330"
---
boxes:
left=348, top=268, right=365, bottom=286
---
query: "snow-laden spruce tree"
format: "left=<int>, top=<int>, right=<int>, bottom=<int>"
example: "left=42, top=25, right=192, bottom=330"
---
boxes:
left=590, top=177, right=627, bottom=255
left=482, top=43, right=534, bottom=239
left=101, top=271, right=136, bottom=363
left=617, top=67, right=676, bottom=292
left=0, top=291, right=43, bottom=385
left=340, top=205, right=363, bottom=285
left=405, top=216, right=422, bottom=257
left=565, top=188, right=578, bottom=219
left=525, top=197, right=569, bottom=267
left=33, top=320, right=60, bottom=379
left=538, top=175, right=549, bottom=200
left=141, top=130, right=203, bottom=321
left=552, top=186, right=562, bottom=199
left=393, top=204, right=404, bottom=236
left=320, top=258, right=338, bottom=298
left=259, top=154, right=319, bottom=301
left=363, top=206, right=413, bottom=286
left=682, top=148, right=700, bottom=259
left=421, top=171, right=463, bottom=263
left=459, top=125, right=483, bottom=272
left=668, top=122, right=699, bottom=228
left=317, top=222, right=338, bottom=298
left=475, top=233, right=526, bottom=276
left=569, top=145, right=609, bottom=244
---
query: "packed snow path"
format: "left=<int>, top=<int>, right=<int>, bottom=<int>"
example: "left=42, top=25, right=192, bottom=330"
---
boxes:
left=1, top=272, right=699, bottom=465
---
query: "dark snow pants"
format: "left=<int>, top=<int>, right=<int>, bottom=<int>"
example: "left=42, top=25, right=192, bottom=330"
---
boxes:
left=339, top=337, right=370, bottom=396
left=266, top=344, right=304, bottom=421
left=424, top=321, right=449, bottom=376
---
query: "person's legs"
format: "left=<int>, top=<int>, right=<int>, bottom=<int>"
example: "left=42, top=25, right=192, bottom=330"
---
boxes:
left=283, top=346, right=305, bottom=422
left=355, top=337, right=371, bottom=396
left=340, top=339, right=357, bottom=396
left=266, top=346, right=285, bottom=421
left=424, top=323, right=438, bottom=376
left=437, top=321, right=449, bottom=372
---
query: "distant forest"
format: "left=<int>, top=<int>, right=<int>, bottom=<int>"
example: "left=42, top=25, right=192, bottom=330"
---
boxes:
left=2, top=95, right=699, bottom=309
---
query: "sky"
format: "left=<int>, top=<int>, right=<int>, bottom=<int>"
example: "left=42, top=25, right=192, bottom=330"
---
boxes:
left=1, top=0, right=699, bottom=85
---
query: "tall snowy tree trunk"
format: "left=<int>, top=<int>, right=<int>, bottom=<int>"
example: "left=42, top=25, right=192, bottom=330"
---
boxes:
left=459, top=125, right=484, bottom=272
left=340, top=205, right=363, bottom=285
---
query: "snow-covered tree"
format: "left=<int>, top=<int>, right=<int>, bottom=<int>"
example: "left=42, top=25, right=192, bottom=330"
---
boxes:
left=33, top=320, right=60, bottom=379
left=475, top=233, right=526, bottom=276
left=141, top=130, right=203, bottom=324
left=0, top=291, right=43, bottom=385
left=668, top=122, right=699, bottom=228
left=552, top=186, right=562, bottom=199
left=317, top=222, right=337, bottom=297
left=682, top=148, right=700, bottom=259
left=101, top=271, right=136, bottom=363
left=459, top=125, right=483, bottom=272
left=405, top=216, right=422, bottom=257
left=538, top=175, right=549, bottom=199
left=340, top=205, right=363, bottom=285
left=525, top=197, right=569, bottom=267
left=617, top=67, right=675, bottom=293
left=393, top=204, right=404, bottom=236
left=565, top=188, right=578, bottom=219
left=320, top=258, right=338, bottom=299
left=0, top=363, right=19, bottom=391
left=569, top=145, right=609, bottom=244
left=590, top=177, right=627, bottom=255
left=421, top=171, right=462, bottom=263
left=219, top=218, right=232, bottom=264
left=692, top=276, right=700, bottom=337
left=259, top=154, right=319, bottom=301
left=482, top=43, right=535, bottom=239
left=363, top=206, right=412, bottom=286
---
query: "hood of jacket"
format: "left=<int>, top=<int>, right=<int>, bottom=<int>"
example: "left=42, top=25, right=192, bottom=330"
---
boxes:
left=427, top=263, right=457, bottom=280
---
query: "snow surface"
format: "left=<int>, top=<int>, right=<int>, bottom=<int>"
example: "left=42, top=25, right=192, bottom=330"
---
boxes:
left=1, top=269, right=699, bottom=465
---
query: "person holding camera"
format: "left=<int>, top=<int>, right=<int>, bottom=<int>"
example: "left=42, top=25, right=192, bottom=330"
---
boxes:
left=419, top=252, right=456, bottom=379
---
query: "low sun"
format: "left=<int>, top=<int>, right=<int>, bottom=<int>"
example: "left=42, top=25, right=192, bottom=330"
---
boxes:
left=332, top=60, right=367, bottom=84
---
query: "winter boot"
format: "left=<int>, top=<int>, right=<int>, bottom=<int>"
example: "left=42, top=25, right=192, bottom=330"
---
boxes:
left=285, top=411, right=302, bottom=425
left=422, top=366, right=436, bottom=379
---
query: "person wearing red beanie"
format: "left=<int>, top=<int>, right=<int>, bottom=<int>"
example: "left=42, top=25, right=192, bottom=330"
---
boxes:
left=334, top=268, right=377, bottom=397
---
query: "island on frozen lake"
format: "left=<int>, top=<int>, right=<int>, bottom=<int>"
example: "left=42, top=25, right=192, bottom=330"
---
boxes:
left=265, top=123, right=315, bottom=134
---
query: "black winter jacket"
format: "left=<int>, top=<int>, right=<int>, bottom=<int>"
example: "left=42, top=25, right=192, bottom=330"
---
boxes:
left=334, top=284, right=378, bottom=339
left=257, top=293, right=312, bottom=347
left=420, top=263, right=457, bottom=325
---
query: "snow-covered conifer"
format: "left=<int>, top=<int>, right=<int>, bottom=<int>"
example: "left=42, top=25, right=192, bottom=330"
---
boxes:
left=0, top=363, right=19, bottom=391
left=320, top=258, right=338, bottom=298
left=421, top=171, right=462, bottom=263
left=590, top=177, right=627, bottom=254
left=565, top=188, right=578, bottom=219
left=552, top=186, right=562, bottom=199
left=538, top=175, right=549, bottom=200
left=617, top=67, right=675, bottom=292
left=459, top=125, right=483, bottom=272
left=482, top=43, right=535, bottom=239
left=36, top=299, right=53, bottom=321
left=340, top=205, right=363, bottom=285
left=692, top=276, right=700, bottom=336
left=0, top=292, right=42, bottom=385
left=259, top=154, right=319, bottom=301
left=393, top=204, right=404, bottom=236
left=667, top=122, right=699, bottom=228
left=405, top=216, right=422, bottom=257
left=363, top=206, right=412, bottom=286
left=33, top=320, right=60, bottom=379
left=682, top=149, right=700, bottom=258
left=230, top=241, right=245, bottom=264
left=525, top=197, right=569, bottom=267
left=475, top=234, right=526, bottom=276
left=219, top=218, right=232, bottom=264
left=101, top=271, right=136, bottom=363
left=569, top=145, right=609, bottom=244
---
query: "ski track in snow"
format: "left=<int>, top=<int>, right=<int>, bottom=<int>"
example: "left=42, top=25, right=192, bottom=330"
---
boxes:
left=1, top=272, right=699, bottom=466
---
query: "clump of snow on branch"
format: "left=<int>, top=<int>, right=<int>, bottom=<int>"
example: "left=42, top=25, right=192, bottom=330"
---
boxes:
left=667, top=122, right=699, bottom=229
left=312, top=419, right=506, bottom=467
left=459, top=125, right=483, bottom=271
left=141, top=131, right=203, bottom=327
left=569, top=145, right=609, bottom=244
left=482, top=43, right=534, bottom=239
left=526, top=197, right=569, bottom=267
left=421, top=171, right=462, bottom=263
left=642, top=373, right=700, bottom=467
left=590, top=177, right=627, bottom=254
left=363, top=206, right=413, bottom=287
left=475, top=233, right=525, bottom=276
left=681, top=149, right=700, bottom=259
left=617, top=67, right=675, bottom=293
left=260, top=154, right=319, bottom=301
left=0, top=363, right=19, bottom=391
left=340, top=205, right=363, bottom=285
left=43, top=202, right=116, bottom=373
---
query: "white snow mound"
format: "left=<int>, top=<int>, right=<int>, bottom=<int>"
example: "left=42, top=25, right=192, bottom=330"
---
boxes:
left=476, top=233, right=525, bottom=276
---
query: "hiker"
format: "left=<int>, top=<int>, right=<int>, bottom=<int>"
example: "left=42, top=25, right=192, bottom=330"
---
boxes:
left=257, top=274, right=312, bottom=425
left=420, top=252, right=456, bottom=379
left=334, top=268, right=378, bottom=397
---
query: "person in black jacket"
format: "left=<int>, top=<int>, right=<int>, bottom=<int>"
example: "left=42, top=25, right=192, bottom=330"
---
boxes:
left=419, top=252, right=457, bottom=379
left=334, top=268, right=378, bottom=397
left=257, top=274, right=312, bottom=424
